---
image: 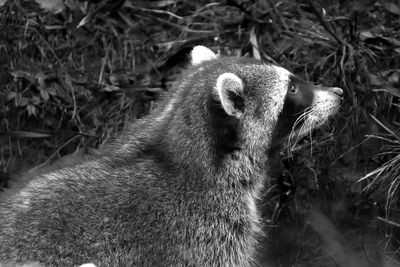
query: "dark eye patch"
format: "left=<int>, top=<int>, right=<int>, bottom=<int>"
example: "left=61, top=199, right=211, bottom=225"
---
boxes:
left=272, top=75, right=315, bottom=145
left=288, top=79, right=297, bottom=94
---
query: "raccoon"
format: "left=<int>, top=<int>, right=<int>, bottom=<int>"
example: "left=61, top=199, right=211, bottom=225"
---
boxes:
left=0, top=46, right=343, bottom=266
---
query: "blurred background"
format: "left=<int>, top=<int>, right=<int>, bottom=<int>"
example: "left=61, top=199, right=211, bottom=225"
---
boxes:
left=0, top=0, right=399, bottom=266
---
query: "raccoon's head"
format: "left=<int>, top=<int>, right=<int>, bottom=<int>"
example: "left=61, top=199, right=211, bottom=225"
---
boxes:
left=191, top=46, right=343, bottom=153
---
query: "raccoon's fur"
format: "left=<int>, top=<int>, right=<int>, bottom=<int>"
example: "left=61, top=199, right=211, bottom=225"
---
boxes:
left=0, top=46, right=343, bottom=266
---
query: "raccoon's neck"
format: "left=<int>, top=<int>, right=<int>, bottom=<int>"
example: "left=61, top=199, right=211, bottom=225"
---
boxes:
left=117, top=83, right=268, bottom=188
left=146, top=103, right=268, bottom=189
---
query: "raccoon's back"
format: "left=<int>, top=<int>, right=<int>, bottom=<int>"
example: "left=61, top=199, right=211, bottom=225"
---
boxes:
left=0, top=157, right=175, bottom=265
left=0, top=157, right=252, bottom=266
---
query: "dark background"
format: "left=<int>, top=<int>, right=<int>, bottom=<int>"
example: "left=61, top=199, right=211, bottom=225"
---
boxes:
left=0, top=0, right=399, bottom=266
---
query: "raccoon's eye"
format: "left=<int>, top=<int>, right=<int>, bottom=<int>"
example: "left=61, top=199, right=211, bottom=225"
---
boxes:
left=289, top=84, right=297, bottom=94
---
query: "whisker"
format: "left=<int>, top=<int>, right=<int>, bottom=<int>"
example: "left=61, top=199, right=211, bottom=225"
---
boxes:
left=309, top=120, right=313, bottom=155
left=287, top=109, right=316, bottom=153
left=291, top=109, right=319, bottom=152
left=288, top=108, right=313, bottom=144
left=290, top=118, right=309, bottom=152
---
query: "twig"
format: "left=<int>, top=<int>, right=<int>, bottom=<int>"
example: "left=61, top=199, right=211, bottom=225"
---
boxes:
left=124, top=2, right=183, bottom=20
left=141, top=12, right=216, bottom=34
left=32, top=135, right=82, bottom=170
left=65, top=72, right=77, bottom=120
left=249, top=27, right=261, bottom=60
left=340, top=44, right=347, bottom=87
left=377, top=216, right=400, bottom=228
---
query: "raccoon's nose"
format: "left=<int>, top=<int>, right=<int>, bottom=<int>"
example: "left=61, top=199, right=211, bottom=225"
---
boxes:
left=331, top=87, right=343, bottom=97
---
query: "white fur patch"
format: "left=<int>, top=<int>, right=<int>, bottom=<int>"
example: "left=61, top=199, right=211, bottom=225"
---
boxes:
left=311, top=90, right=341, bottom=120
left=269, top=65, right=292, bottom=117
left=274, top=66, right=291, bottom=93
left=215, top=73, right=244, bottom=117
left=154, top=96, right=178, bottom=123
left=191, top=46, right=217, bottom=65
left=290, top=89, right=341, bottom=141
left=274, top=65, right=291, bottom=79
left=313, top=90, right=330, bottom=104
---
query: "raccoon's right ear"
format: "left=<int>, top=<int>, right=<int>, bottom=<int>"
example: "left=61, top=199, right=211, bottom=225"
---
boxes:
left=215, top=73, right=245, bottom=118
left=191, top=46, right=217, bottom=65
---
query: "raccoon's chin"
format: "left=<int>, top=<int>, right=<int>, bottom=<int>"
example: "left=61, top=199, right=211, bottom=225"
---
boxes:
left=286, top=111, right=339, bottom=147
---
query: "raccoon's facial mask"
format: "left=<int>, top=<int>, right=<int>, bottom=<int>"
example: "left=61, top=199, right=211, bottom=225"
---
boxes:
left=274, top=75, right=343, bottom=144
left=211, top=67, right=343, bottom=146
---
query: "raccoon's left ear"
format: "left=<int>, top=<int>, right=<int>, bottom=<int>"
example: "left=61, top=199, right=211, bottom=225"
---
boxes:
left=215, top=73, right=244, bottom=118
left=191, top=46, right=217, bottom=65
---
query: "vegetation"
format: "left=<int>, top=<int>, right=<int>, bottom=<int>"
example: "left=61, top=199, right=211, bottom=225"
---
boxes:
left=0, top=0, right=399, bottom=266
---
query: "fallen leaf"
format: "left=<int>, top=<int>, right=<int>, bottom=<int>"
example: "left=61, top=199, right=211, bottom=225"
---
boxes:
left=35, top=0, right=65, bottom=13
left=383, top=2, right=400, bottom=15
left=249, top=27, right=261, bottom=60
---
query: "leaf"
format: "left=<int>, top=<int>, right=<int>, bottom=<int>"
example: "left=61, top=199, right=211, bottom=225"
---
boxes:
left=124, top=0, right=175, bottom=9
left=388, top=72, right=400, bottom=84
left=360, top=31, right=374, bottom=41
left=249, top=27, right=261, bottom=60
left=0, top=131, right=51, bottom=138
left=0, top=0, right=6, bottom=7
left=383, top=3, right=400, bottom=15
left=11, top=70, right=35, bottom=82
left=40, top=89, right=50, bottom=101
left=6, top=91, right=16, bottom=101
left=372, top=88, right=400, bottom=98
left=77, top=14, right=91, bottom=28
left=16, top=96, right=29, bottom=107
left=32, top=96, right=41, bottom=105
left=65, top=72, right=77, bottom=119
left=102, top=84, right=121, bottom=92
left=64, top=0, right=81, bottom=12
left=36, top=72, right=46, bottom=90
left=144, top=0, right=175, bottom=8
left=368, top=74, right=381, bottom=86
left=369, top=114, right=400, bottom=141
left=379, top=36, right=400, bottom=47
left=47, top=86, right=57, bottom=96
left=35, top=0, right=65, bottom=13
left=27, top=104, right=38, bottom=116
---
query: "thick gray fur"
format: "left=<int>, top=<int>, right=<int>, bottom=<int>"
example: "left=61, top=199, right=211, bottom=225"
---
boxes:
left=0, top=50, right=311, bottom=266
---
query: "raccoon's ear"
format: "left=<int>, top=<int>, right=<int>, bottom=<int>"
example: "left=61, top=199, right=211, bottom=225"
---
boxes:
left=215, top=73, right=244, bottom=118
left=191, top=46, right=217, bottom=65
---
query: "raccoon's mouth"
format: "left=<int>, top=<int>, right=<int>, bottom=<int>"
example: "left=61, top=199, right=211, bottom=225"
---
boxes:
left=288, top=100, right=341, bottom=146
